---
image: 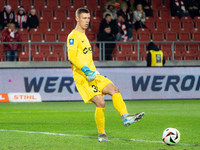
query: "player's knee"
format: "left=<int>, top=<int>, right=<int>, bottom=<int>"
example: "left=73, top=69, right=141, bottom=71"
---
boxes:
left=96, top=99, right=105, bottom=108
left=98, top=100, right=105, bottom=108
left=113, top=86, right=120, bottom=94
left=94, top=95, right=105, bottom=108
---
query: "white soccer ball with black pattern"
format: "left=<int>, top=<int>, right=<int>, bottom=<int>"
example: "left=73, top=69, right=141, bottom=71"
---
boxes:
left=162, top=128, right=180, bottom=145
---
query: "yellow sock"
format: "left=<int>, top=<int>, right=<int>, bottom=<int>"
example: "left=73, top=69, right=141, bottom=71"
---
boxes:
left=112, top=93, right=128, bottom=116
left=95, top=107, right=105, bottom=134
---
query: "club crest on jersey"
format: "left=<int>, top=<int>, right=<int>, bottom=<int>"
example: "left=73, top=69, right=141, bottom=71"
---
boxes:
left=69, top=39, right=74, bottom=45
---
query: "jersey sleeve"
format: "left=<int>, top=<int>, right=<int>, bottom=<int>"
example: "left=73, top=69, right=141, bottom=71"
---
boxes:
left=67, top=34, right=85, bottom=69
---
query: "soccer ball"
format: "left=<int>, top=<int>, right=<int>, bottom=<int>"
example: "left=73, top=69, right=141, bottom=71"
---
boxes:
left=162, top=128, right=180, bottom=145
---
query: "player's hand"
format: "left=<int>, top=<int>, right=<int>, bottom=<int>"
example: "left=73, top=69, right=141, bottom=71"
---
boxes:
left=81, top=66, right=96, bottom=82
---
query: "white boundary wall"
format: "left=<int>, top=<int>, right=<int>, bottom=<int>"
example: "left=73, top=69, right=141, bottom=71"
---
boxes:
left=0, top=67, right=199, bottom=101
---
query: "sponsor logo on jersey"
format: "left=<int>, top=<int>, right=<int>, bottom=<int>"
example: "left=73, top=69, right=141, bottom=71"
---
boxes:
left=83, top=47, right=92, bottom=54
left=69, top=39, right=74, bottom=45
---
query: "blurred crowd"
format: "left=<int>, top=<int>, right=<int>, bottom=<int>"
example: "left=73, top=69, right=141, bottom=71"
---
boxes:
left=0, top=5, right=39, bottom=31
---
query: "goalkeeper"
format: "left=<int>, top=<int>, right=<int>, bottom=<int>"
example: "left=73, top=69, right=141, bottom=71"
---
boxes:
left=67, top=8, right=145, bottom=142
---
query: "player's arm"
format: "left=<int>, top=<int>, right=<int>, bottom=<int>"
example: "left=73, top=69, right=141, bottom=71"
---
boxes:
left=67, top=37, right=96, bottom=82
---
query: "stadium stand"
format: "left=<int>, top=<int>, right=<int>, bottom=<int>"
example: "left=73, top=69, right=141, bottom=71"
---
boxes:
left=1, top=0, right=200, bottom=62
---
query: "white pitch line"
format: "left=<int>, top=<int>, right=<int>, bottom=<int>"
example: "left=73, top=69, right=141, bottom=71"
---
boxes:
left=0, top=110, right=94, bottom=114
left=0, top=129, right=197, bottom=146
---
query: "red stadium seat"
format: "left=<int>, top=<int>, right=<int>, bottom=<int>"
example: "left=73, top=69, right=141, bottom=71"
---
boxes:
left=32, top=56, right=45, bottom=61
left=161, top=43, right=172, bottom=59
left=7, top=0, right=20, bottom=8
left=129, top=50, right=138, bottom=61
left=20, top=34, right=29, bottom=42
left=72, top=0, right=85, bottom=8
left=174, top=51, right=182, bottom=60
left=0, top=0, right=5, bottom=6
left=86, top=33, right=96, bottom=41
left=156, top=17, right=168, bottom=30
left=68, top=9, right=76, bottom=19
left=24, top=45, right=38, bottom=52
left=112, top=50, right=127, bottom=61
left=21, top=0, right=32, bottom=7
left=46, top=55, right=59, bottom=61
left=118, top=43, right=134, bottom=54
left=194, top=16, right=200, bottom=28
left=33, top=0, right=45, bottom=7
left=58, top=33, right=68, bottom=42
left=175, top=43, right=186, bottom=53
left=51, top=21, right=62, bottom=30
left=18, top=52, right=30, bottom=61
left=153, top=10, right=158, bottom=19
left=46, top=52, right=59, bottom=61
left=168, top=17, right=181, bottom=30
left=94, top=10, right=103, bottom=18
left=152, top=0, right=161, bottom=7
left=46, top=0, right=59, bottom=8
left=38, top=45, right=51, bottom=54
left=91, top=43, right=99, bottom=53
left=133, top=43, right=147, bottom=60
left=191, top=28, right=200, bottom=41
left=59, top=0, right=71, bottom=8
left=157, top=5, right=168, bottom=10
left=31, top=34, right=43, bottom=42
left=181, top=17, right=194, bottom=32
left=52, top=45, right=64, bottom=54
left=159, top=10, right=170, bottom=19
left=41, top=10, right=53, bottom=20
left=177, top=28, right=191, bottom=41
left=196, top=51, right=200, bottom=60
left=151, top=28, right=164, bottom=41
left=137, top=28, right=151, bottom=41
left=162, top=50, right=170, bottom=60
left=38, top=22, right=49, bottom=30
left=64, top=22, right=75, bottom=32
left=44, top=33, right=57, bottom=42
left=145, top=21, right=154, bottom=30
left=90, top=17, right=101, bottom=23
left=93, top=54, right=100, bottom=61
left=54, top=10, right=66, bottom=21
left=165, top=29, right=177, bottom=41
left=187, top=43, right=199, bottom=52
left=91, top=22, right=101, bottom=33
left=182, top=51, right=196, bottom=60
left=85, top=0, right=101, bottom=10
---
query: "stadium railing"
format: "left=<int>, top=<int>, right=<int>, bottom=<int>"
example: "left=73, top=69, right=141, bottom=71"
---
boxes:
left=0, top=41, right=199, bottom=61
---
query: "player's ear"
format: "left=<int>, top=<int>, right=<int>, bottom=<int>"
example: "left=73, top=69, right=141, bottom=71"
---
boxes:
left=75, top=16, right=79, bottom=22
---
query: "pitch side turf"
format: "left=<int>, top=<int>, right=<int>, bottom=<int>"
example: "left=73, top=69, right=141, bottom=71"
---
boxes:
left=0, top=100, right=199, bottom=150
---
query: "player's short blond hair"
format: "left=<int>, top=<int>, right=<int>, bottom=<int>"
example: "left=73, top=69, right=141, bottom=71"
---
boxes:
left=75, top=8, right=90, bottom=18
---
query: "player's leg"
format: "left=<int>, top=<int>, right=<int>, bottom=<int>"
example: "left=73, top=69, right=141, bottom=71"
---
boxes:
left=102, top=83, right=145, bottom=127
left=91, top=95, right=110, bottom=142
left=102, top=83, right=128, bottom=117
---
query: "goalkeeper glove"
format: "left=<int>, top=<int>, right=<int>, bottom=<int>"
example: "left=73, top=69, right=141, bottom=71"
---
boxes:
left=81, top=66, right=96, bottom=82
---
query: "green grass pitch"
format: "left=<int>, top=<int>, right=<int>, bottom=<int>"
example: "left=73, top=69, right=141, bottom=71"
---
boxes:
left=0, top=100, right=199, bottom=150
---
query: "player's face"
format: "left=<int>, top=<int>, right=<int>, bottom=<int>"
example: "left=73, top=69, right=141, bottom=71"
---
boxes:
left=77, top=13, right=90, bottom=30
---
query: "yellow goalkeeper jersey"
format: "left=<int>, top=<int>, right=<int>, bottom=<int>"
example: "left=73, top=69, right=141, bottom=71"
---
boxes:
left=67, top=29, right=96, bottom=80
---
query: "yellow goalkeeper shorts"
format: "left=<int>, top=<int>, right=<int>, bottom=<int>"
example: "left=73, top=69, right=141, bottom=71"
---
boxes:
left=75, top=75, right=113, bottom=103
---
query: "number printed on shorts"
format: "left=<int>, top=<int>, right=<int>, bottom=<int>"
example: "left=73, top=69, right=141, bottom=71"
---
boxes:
left=92, top=85, right=100, bottom=93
